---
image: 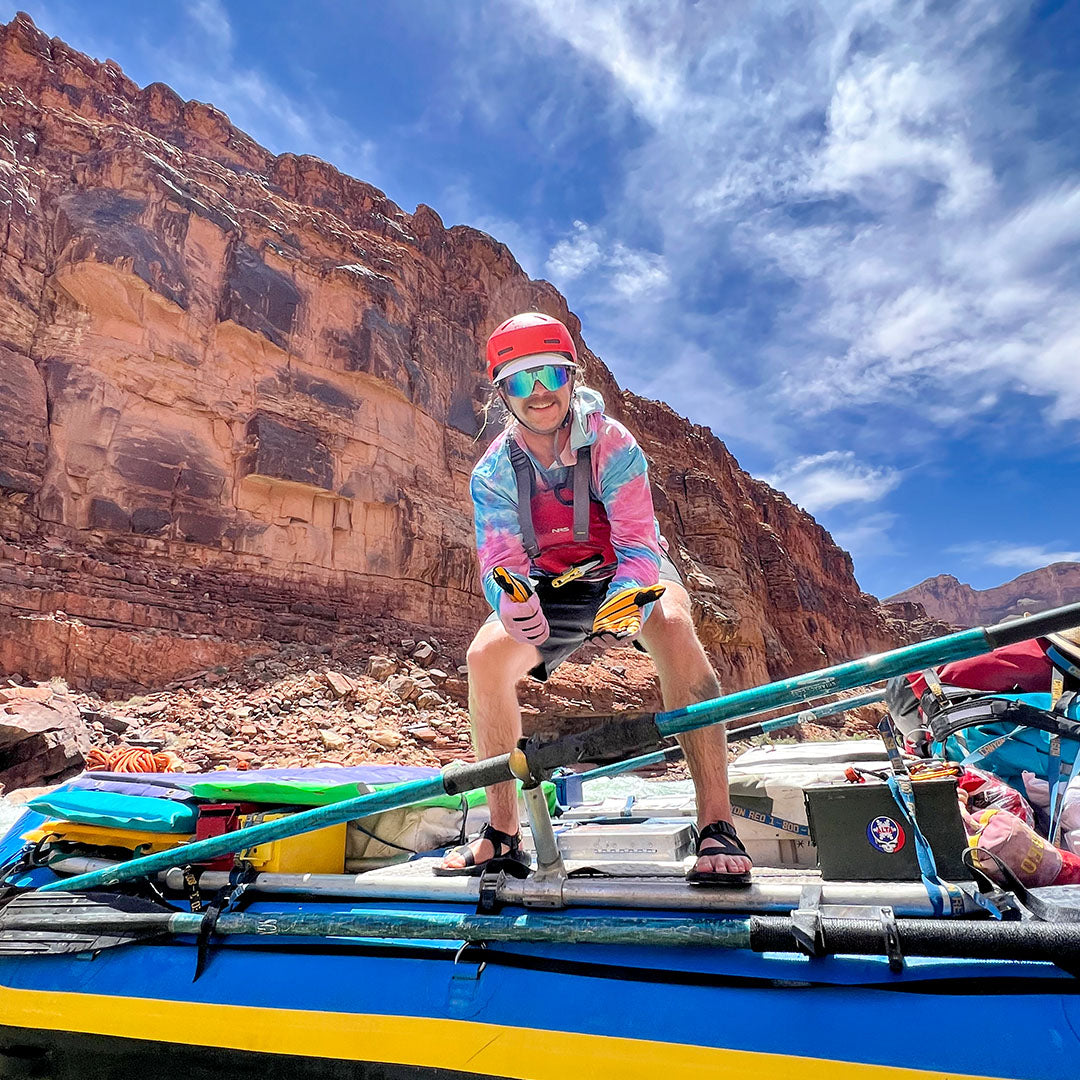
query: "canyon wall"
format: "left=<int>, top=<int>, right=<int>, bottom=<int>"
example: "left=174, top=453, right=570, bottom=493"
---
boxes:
left=887, top=564, right=1080, bottom=628
left=0, top=12, right=905, bottom=694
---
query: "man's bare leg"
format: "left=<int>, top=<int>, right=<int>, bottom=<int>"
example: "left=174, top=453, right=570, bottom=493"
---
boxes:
left=439, top=620, right=539, bottom=869
left=638, top=582, right=752, bottom=878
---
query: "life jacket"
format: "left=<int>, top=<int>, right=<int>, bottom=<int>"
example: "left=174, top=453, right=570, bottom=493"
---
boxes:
left=888, top=640, right=1080, bottom=759
left=508, top=438, right=617, bottom=579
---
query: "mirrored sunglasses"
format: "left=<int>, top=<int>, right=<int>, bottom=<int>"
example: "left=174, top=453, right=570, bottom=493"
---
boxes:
left=499, top=364, right=572, bottom=398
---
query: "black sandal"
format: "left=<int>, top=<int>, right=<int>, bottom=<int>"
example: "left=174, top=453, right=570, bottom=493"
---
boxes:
left=686, top=820, right=753, bottom=886
left=433, top=823, right=531, bottom=878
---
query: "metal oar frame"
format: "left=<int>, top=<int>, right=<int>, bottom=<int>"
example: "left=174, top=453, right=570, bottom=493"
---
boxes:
left=16, top=600, right=1080, bottom=975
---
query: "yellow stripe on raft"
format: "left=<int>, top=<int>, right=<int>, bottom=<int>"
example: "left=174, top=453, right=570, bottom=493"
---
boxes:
left=0, top=983, right=1005, bottom=1080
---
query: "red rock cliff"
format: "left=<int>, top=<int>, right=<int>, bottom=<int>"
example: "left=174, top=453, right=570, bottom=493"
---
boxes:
left=887, top=564, right=1080, bottom=628
left=0, top=12, right=904, bottom=693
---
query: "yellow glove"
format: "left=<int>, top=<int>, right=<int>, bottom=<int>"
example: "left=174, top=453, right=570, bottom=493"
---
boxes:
left=493, top=566, right=533, bottom=603
left=492, top=567, right=549, bottom=645
left=589, top=584, right=666, bottom=648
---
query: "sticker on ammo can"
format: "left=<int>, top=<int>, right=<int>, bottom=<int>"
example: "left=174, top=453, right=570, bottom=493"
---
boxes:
left=867, top=815, right=906, bottom=854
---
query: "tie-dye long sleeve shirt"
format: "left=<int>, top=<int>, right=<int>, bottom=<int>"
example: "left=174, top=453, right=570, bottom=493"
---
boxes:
left=471, top=389, right=665, bottom=614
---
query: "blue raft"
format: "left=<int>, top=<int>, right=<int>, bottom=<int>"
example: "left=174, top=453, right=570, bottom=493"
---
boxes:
left=4, top=606, right=1080, bottom=1079
left=3, top=775, right=1080, bottom=1080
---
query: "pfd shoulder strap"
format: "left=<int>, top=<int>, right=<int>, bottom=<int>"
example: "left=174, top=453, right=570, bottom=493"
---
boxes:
left=573, top=444, right=592, bottom=543
left=508, top=439, right=540, bottom=559
left=509, top=439, right=594, bottom=557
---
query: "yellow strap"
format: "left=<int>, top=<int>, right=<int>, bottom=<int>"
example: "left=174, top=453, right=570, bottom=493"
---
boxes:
left=1052, top=667, right=1065, bottom=709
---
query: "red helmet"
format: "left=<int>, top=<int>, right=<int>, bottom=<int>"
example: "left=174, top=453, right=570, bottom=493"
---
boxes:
left=485, top=312, right=577, bottom=382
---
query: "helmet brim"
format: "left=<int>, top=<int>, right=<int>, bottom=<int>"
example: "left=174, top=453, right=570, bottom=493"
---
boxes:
left=492, top=352, right=576, bottom=385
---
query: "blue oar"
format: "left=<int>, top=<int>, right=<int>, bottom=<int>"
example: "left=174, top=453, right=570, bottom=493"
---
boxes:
left=575, top=688, right=886, bottom=783
left=8, top=892, right=1080, bottom=965
left=44, top=602, right=1080, bottom=893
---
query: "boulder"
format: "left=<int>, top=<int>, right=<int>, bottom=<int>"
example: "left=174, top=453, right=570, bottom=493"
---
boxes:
left=0, top=689, right=90, bottom=793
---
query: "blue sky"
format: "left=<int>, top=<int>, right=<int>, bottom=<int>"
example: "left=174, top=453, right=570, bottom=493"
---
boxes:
left=8, top=0, right=1080, bottom=600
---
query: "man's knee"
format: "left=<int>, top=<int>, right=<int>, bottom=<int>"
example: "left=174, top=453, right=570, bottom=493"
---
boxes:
left=467, top=622, right=535, bottom=683
left=645, top=582, right=698, bottom=642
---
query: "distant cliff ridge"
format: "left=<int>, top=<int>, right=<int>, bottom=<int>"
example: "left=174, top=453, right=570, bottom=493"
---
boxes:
left=886, top=563, right=1080, bottom=628
left=0, top=12, right=908, bottom=693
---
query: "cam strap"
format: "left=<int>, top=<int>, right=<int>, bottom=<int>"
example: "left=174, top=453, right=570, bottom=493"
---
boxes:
left=194, top=863, right=256, bottom=982
left=877, top=715, right=968, bottom=918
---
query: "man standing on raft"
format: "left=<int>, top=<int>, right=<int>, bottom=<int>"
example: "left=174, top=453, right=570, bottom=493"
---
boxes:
left=437, top=312, right=753, bottom=885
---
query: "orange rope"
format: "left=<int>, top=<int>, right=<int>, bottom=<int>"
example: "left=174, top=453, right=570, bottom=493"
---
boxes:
left=86, top=746, right=183, bottom=773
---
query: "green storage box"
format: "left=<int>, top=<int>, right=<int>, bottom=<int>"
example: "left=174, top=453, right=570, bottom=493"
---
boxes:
left=804, top=778, right=969, bottom=882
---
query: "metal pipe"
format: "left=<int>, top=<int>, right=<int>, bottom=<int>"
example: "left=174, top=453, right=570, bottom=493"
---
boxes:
left=520, top=783, right=565, bottom=883
left=43, top=860, right=980, bottom=918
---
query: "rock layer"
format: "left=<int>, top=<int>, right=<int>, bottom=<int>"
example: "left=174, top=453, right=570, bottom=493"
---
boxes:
left=0, top=12, right=905, bottom=694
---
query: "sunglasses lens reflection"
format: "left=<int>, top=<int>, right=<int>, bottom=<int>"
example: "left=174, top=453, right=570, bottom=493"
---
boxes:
left=501, top=364, right=571, bottom=397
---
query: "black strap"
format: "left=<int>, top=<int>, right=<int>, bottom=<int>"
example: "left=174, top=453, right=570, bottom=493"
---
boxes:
left=508, top=440, right=540, bottom=559
left=193, top=864, right=256, bottom=982
left=573, top=444, right=591, bottom=542
left=696, top=819, right=747, bottom=854
left=479, top=822, right=522, bottom=854
left=509, top=439, right=594, bottom=557
left=930, top=696, right=1080, bottom=745
left=964, top=847, right=1080, bottom=924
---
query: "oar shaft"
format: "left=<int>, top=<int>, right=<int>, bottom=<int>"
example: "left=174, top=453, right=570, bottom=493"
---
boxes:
left=576, top=689, right=886, bottom=783
left=204, top=910, right=754, bottom=947
left=724, top=687, right=886, bottom=741
left=7, top=906, right=752, bottom=949
left=656, top=631, right=984, bottom=738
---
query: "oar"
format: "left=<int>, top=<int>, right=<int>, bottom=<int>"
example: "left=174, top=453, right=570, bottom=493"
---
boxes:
left=43, top=602, right=1080, bottom=894
left=574, top=689, right=886, bottom=783
left=4, top=892, right=1080, bottom=970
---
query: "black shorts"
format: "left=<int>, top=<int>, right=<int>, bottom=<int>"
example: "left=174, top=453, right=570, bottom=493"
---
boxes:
left=485, top=553, right=683, bottom=682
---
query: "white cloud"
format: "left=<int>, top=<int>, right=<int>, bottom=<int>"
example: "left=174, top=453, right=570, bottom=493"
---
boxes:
left=151, top=3, right=376, bottom=180
left=950, top=542, right=1080, bottom=571
left=485, top=0, right=1080, bottom=455
left=185, top=0, right=233, bottom=52
left=521, top=1, right=690, bottom=126
left=545, top=221, right=669, bottom=301
left=547, top=221, right=604, bottom=281
left=765, top=451, right=902, bottom=512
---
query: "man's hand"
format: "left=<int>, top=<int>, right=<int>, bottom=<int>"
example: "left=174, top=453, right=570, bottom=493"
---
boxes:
left=493, top=567, right=550, bottom=645
left=589, top=584, right=666, bottom=649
